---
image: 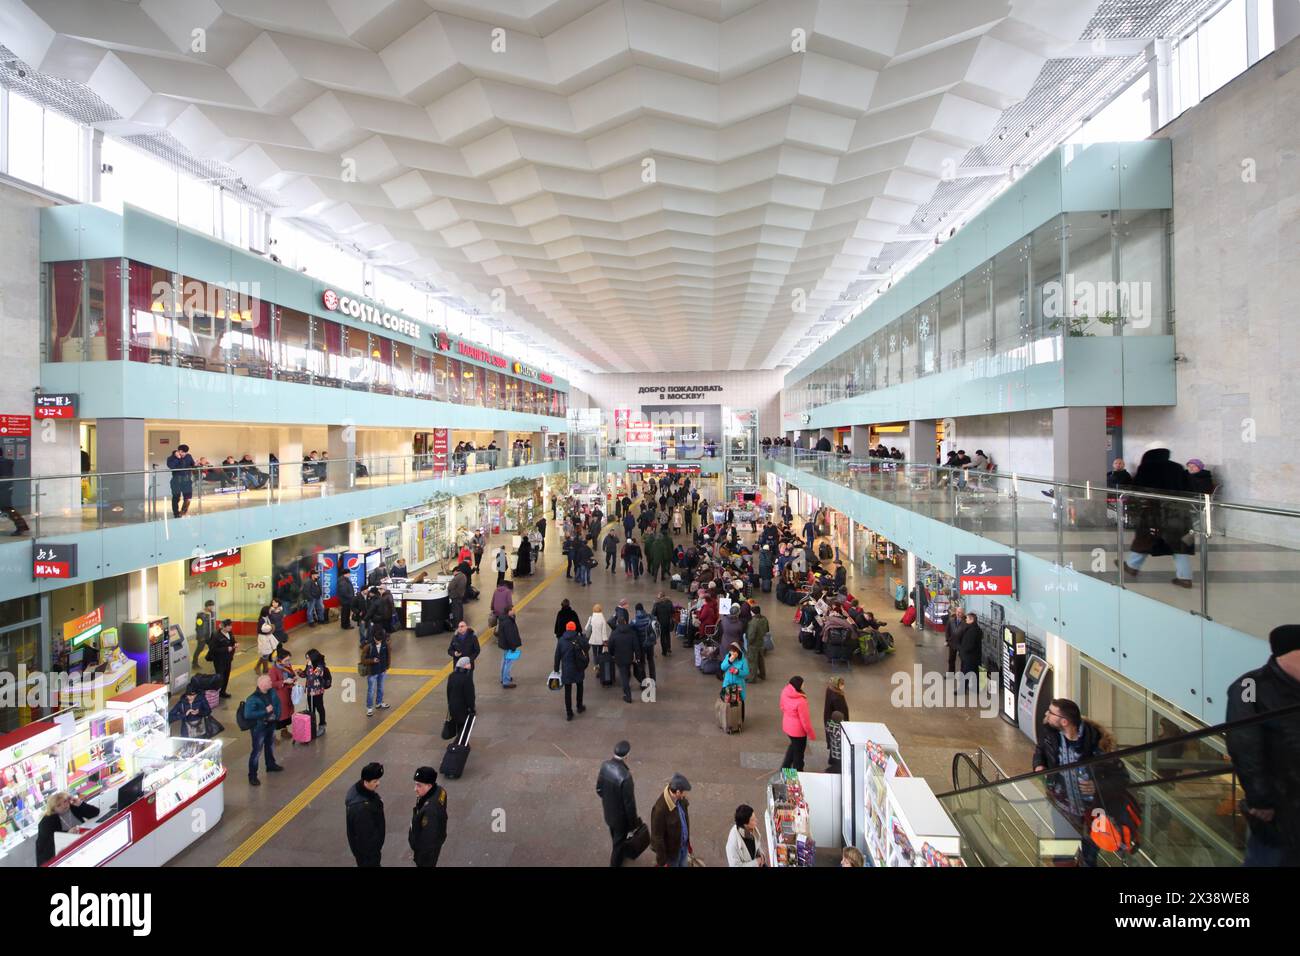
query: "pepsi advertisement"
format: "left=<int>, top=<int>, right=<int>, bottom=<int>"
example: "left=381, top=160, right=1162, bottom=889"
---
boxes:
left=341, top=548, right=382, bottom=591
left=317, top=551, right=343, bottom=601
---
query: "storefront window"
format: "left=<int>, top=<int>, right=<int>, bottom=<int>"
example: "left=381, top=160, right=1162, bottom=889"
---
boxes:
left=312, top=316, right=345, bottom=388
left=173, top=275, right=229, bottom=371
left=370, top=334, right=394, bottom=394
left=228, top=297, right=272, bottom=378
left=460, top=362, right=478, bottom=406
left=126, top=260, right=175, bottom=364
left=485, top=371, right=502, bottom=410
left=342, top=326, right=370, bottom=390
left=392, top=341, right=414, bottom=396
left=433, top=353, right=449, bottom=401
left=446, top=358, right=462, bottom=404
left=275, top=308, right=313, bottom=384
left=412, top=349, right=433, bottom=398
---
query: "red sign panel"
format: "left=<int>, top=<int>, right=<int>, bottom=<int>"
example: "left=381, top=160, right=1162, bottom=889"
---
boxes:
left=432, top=428, right=449, bottom=477
left=0, top=415, right=31, bottom=437
left=626, top=420, right=653, bottom=443
left=34, top=394, right=78, bottom=420
left=956, top=554, right=1015, bottom=596
left=190, top=548, right=242, bottom=576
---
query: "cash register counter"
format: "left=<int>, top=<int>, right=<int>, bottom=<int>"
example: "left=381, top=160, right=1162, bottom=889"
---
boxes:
left=45, top=737, right=225, bottom=867
left=385, top=577, right=450, bottom=634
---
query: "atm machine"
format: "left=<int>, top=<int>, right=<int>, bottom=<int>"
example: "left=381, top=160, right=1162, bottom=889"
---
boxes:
left=1016, top=653, right=1053, bottom=742
left=166, top=624, right=191, bottom=693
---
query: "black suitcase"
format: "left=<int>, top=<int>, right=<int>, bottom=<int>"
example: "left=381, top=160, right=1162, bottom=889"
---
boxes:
left=599, top=652, right=615, bottom=687
left=761, top=577, right=772, bottom=593
left=799, top=629, right=818, bottom=650
left=440, top=714, right=475, bottom=780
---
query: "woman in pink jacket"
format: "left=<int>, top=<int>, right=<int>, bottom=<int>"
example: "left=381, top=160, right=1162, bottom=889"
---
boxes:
left=779, top=675, right=816, bottom=771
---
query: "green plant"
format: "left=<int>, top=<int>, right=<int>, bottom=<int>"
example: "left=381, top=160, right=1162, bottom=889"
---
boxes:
left=1049, top=315, right=1095, bottom=337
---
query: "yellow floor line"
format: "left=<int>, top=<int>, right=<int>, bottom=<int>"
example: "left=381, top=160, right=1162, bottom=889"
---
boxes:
left=217, top=563, right=565, bottom=867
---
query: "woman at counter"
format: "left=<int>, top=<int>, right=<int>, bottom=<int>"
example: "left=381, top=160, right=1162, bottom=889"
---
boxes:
left=36, top=791, right=100, bottom=866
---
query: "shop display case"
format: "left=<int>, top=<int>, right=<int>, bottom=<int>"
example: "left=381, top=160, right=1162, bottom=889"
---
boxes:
left=765, top=768, right=815, bottom=867
left=61, top=712, right=127, bottom=803
left=842, top=721, right=963, bottom=866
left=105, top=684, right=169, bottom=769
left=134, top=737, right=224, bottom=821
left=0, top=722, right=63, bottom=863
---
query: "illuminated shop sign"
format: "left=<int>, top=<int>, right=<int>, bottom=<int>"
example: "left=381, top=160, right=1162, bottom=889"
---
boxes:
left=321, top=289, right=422, bottom=339
left=432, top=331, right=555, bottom=383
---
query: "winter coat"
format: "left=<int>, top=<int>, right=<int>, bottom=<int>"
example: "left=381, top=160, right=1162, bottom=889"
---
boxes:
left=824, top=686, right=849, bottom=725
left=1226, top=656, right=1300, bottom=855
left=409, top=785, right=448, bottom=866
left=780, top=684, right=816, bottom=739
left=719, top=613, right=746, bottom=648
left=554, top=606, right=581, bottom=639
left=958, top=622, right=983, bottom=669
left=596, top=758, right=638, bottom=834
left=652, top=599, right=675, bottom=638
left=650, top=786, right=690, bottom=866
left=586, top=613, right=611, bottom=649
left=944, top=612, right=964, bottom=650
left=1127, top=448, right=1195, bottom=556
left=360, top=636, right=390, bottom=675
left=490, top=586, right=514, bottom=618
left=269, top=661, right=297, bottom=718
left=166, top=451, right=196, bottom=492
left=344, top=781, right=385, bottom=866
left=725, top=825, right=761, bottom=867
left=746, top=615, right=769, bottom=655
left=603, top=533, right=620, bottom=556
left=336, top=573, right=354, bottom=604
left=495, top=615, right=521, bottom=651
left=446, top=667, right=476, bottom=727
left=447, top=629, right=480, bottom=667
left=448, top=570, right=468, bottom=602
left=609, top=622, right=640, bottom=666
left=554, top=631, right=589, bottom=685
left=720, top=651, right=750, bottom=699
left=1031, top=720, right=1129, bottom=816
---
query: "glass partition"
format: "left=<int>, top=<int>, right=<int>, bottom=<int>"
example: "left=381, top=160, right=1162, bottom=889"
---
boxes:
left=276, top=308, right=313, bottom=384
left=962, top=262, right=992, bottom=362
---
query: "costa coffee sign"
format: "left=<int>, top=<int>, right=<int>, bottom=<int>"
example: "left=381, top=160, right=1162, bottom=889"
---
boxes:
left=321, top=289, right=422, bottom=339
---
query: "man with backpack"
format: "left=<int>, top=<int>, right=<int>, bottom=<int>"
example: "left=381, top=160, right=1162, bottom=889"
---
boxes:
left=192, top=599, right=216, bottom=669
left=632, top=603, right=657, bottom=684
left=241, top=674, right=284, bottom=786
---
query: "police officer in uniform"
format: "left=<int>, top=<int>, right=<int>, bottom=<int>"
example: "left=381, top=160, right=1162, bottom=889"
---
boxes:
left=409, top=766, right=449, bottom=867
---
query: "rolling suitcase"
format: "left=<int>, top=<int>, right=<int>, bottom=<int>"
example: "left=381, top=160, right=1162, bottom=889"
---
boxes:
left=440, top=713, right=475, bottom=779
left=291, top=711, right=313, bottom=745
left=761, top=576, right=772, bottom=593
left=716, top=690, right=742, bottom=734
left=599, top=651, right=615, bottom=687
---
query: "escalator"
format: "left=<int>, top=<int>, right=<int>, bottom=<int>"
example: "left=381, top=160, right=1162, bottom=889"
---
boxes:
left=939, top=702, right=1300, bottom=866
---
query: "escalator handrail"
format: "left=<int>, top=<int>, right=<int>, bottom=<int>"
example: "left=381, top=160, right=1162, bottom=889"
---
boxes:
left=938, top=700, right=1300, bottom=798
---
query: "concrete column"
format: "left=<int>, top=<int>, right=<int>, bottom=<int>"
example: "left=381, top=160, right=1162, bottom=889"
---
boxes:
left=908, top=419, right=939, bottom=464
left=1276, top=0, right=1300, bottom=48
left=850, top=424, right=870, bottom=458
left=1051, top=407, right=1108, bottom=485
left=97, top=418, right=149, bottom=521
left=493, top=430, right=508, bottom=471
left=279, top=428, right=303, bottom=492
left=326, top=423, right=356, bottom=494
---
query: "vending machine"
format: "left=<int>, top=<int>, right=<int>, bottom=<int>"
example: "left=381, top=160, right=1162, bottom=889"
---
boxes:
left=341, top=548, right=382, bottom=591
left=316, top=551, right=344, bottom=604
left=119, top=616, right=171, bottom=687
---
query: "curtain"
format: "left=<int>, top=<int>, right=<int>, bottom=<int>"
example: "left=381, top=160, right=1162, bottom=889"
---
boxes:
left=49, top=261, right=83, bottom=362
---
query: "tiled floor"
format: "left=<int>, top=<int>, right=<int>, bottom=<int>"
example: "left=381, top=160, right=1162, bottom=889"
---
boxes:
left=171, top=520, right=1032, bottom=868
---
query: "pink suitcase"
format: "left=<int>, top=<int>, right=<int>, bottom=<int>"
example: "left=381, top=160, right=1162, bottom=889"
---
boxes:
left=291, top=711, right=313, bottom=745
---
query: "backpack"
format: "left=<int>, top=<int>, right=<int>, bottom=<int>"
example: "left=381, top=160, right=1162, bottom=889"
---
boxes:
left=818, top=542, right=832, bottom=560
left=320, top=665, right=333, bottom=690
left=1091, top=799, right=1142, bottom=855
left=234, top=696, right=256, bottom=732
left=569, top=637, right=590, bottom=670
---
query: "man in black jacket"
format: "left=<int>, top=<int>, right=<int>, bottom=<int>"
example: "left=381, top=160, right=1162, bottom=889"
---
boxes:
left=207, top=619, right=237, bottom=698
left=1031, top=699, right=1127, bottom=866
left=609, top=620, right=641, bottom=703
left=337, top=570, right=355, bottom=630
left=957, top=612, right=983, bottom=682
left=1226, top=624, right=1300, bottom=866
left=345, top=762, right=385, bottom=867
left=409, top=766, right=449, bottom=867
left=596, top=740, right=639, bottom=867
left=652, top=592, right=675, bottom=657
left=943, top=604, right=964, bottom=673
left=448, top=621, right=481, bottom=670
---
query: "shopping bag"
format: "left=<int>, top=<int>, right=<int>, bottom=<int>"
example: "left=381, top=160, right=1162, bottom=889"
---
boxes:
left=546, top=670, right=562, bottom=690
left=291, top=684, right=305, bottom=708
left=503, top=648, right=522, bottom=661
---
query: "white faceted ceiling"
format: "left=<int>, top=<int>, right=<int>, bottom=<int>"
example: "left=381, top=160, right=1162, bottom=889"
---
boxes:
left=3, top=0, right=1102, bottom=372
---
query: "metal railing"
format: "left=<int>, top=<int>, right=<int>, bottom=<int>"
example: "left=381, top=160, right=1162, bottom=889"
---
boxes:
left=1, top=449, right=564, bottom=538
left=763, top=447, right=1300, bottom=641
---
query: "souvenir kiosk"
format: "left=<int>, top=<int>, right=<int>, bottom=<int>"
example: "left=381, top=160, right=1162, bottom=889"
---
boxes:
left=763, top=768, right=843, bottom=867
left=840, top=722, right=963, bottom=866
left=0, top=685, right=226, bottom=868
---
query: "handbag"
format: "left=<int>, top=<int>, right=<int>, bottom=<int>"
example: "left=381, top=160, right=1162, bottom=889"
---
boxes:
left=488, top=612, right=498, bottom=628
left=625, top=820, right=651, bottom=859
left=202, top=715, right=225, bottom=738
left=441, top=715, right=456, bottom=740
